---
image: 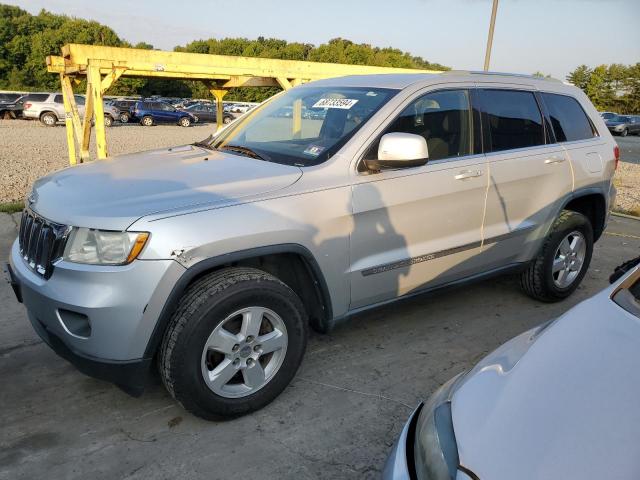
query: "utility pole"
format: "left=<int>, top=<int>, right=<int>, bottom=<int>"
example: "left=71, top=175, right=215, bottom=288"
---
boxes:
left=483, top=0, right=499, bottom=71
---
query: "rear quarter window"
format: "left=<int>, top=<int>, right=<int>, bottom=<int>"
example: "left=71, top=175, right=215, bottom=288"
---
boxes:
left=541, top=92, right=595, bottom=142
left=480, top=89, right=545, bottom=152
left=24, top=93, right=49, bottom=102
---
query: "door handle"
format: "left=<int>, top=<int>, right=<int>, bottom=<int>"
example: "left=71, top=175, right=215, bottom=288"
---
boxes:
left=454, top=170, right=483, bottom=180
left=544, top=156, right=566, bottom=164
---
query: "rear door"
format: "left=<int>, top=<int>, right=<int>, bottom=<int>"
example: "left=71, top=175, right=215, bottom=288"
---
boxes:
left=349, top=87, right=488, bottom=308
left=477, top=87, right=573, bottom=269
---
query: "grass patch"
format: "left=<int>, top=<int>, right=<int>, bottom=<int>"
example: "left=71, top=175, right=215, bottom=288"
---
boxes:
left=613, top=206, right=640, bottom=218
left=0, top=201, right=24, bottom=214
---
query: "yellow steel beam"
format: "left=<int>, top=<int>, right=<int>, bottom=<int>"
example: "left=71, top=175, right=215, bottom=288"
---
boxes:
left=100, top=67, right=126, bottom=94
left=49, top=44, right=440, bottom=80
left=88, top=64, right=108, bottom=159
left=59, top=74, right=78, bottom=165
left=222, top=76, right=280, bottom=88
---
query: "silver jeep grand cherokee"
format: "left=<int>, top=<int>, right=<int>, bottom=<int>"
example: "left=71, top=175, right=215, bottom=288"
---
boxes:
left=7, top=72, right=617, bottom=419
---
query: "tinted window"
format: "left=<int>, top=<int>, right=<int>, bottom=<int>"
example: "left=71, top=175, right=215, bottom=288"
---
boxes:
left=379, top=89, right=473, bottom=161
left=542, top=93, right=595, bottom=142
left=74, top=95, right=85, bottom=105
left=24, top=93, right=49, bottom=102
left=54, top=94, right=64, bottom=104
left=482, top=89, right=544, bottom=152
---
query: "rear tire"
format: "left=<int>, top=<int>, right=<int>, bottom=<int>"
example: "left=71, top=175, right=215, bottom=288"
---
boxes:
left=621, top=128, right=628, bottom=137
left=141, top=115, right=154, bottom=126
left=223, top=116, right=232, bottom=124
left=104, top=115, right=113, bottom=127
left=520, top=210, right=593, bottom=302
left=40, top=112, right=57, bottom=126
left=119, top=112, right=130, bottom=123
left=158, top=267, right=308, bottom=420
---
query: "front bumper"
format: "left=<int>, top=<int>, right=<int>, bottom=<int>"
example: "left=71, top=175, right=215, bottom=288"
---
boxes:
left=8, top=239, right=184, bottom=393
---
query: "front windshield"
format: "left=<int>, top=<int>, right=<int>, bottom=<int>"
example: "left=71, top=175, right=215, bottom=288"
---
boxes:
left=209, top=86, right=398, bottom=166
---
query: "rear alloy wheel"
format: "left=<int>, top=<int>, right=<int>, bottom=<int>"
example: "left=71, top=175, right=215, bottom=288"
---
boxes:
left=179, top=116, right=191, bottom=127
left=223, top=116, right=232, bottom=125
left=40, top=112, right=57, bottom=126
left=520, top=210, right=593, bottom=301
left=141, top=116, right=154, bottom=126
left=621, top=128, right=628, bottom=137
left=119, top=112, right=130, bottom=123
left=104, top=115, right=113, bottom=127
left=159, top=267, right=307, bottom=419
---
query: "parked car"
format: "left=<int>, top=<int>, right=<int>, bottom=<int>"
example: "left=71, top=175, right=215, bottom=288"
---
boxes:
left=0, top=93, right=25, bottom=119
left=384, top=258, right=640, bottom=480
left=7, top=72, right=617, bottom=420
left=21, top=93, right=86, bottom=126
left=110, top=99, right=138, bottom=123
left=605, top=114, right=640, bottom=136
left=130, top=100, right=196, bottom=127
left=599, top=111, right=618, bottom=121
left=102, top=102, right=122, bottom=127
left=181, top=103, right=234, bottom=124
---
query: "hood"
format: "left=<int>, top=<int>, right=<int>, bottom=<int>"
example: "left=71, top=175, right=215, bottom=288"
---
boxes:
left=451, top=289, right=640, bottom=480
left=30, top=145, right=302, bottom=230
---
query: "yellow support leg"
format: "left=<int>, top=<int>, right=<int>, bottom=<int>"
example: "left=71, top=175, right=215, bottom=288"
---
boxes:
left=89, top=65, right=108, bottom=159
left=208, top=88, right=228, bottom=132
left=292, top=99, right=302, bottom=138
left=60, top=74, right=78, bottom=165
left=80, top=71, right=95, bottom=161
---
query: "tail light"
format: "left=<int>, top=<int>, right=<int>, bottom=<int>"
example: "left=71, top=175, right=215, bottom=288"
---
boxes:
left=24, top=102, right=32, bottom=109
left=614, top=144, right=620, bottom=170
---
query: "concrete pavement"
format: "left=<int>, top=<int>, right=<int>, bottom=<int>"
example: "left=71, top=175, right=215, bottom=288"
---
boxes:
left=1, top=212, right=639, bottom=479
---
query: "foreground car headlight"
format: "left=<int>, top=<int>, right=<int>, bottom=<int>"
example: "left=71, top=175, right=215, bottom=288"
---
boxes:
left=414, top=374, right=465, bottom=480
left=63, top=228, right=149, bottom=265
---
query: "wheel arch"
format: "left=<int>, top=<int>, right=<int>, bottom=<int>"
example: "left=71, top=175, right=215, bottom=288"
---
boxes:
left=143, top=244, right=333, bottom=359
left=560, top=188, right=608, bottom=241
left=39, top=110, right=58, bottom=120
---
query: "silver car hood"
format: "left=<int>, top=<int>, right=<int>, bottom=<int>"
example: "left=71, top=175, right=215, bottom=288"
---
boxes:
left=30, top=145, right=302, bottom=231
left=452, top=288, right=640, bottom=480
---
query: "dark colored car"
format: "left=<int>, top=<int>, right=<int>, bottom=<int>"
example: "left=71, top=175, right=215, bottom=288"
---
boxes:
left=605, top=115, right=640, bottom=137
left=130, top=101, right=196, bottom=127
left=181, top=103, right=234, bottom=124
left=110, top=100, right=138, bottom=123
left=0, top=93, right=25, bottom=119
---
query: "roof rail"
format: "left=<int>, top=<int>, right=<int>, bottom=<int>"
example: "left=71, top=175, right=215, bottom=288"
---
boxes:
left=443, top=70, right=563, bottom=82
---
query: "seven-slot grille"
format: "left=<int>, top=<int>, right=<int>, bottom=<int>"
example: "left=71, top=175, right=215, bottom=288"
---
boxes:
left=18, top=209, right=70, bottom=279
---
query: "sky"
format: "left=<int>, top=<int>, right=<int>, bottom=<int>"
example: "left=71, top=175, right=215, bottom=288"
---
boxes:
left=8, top=0, right=640, bottom=79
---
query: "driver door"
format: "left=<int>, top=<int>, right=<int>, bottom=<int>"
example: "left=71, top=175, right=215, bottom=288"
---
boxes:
left=349, top=88, right=488, bottom=309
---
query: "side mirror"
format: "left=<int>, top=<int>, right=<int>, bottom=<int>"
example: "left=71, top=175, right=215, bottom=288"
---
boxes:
left=364, top=132, right=429, bottom=171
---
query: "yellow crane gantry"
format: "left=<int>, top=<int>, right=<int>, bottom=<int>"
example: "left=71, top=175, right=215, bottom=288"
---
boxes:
left=47, top=44, right=441, bottom=165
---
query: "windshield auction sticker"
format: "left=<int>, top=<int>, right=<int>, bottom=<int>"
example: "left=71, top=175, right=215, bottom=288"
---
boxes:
left=312, top=98, right=359, bottom=109
left=303, top=145, right=325, bottom=156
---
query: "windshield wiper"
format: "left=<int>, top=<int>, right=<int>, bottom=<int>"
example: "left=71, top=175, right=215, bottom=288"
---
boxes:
left=192, top=136, right=215, bottom=150
left=220, top=144, right=270, bottom=161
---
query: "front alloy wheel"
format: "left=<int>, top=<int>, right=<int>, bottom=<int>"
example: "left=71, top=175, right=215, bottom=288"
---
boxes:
left=201, top=307, right=287, bottom=398
left=159, top=267, right=307, bottom=419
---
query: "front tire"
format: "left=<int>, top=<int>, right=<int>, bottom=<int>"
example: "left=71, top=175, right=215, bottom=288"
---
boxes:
left=621, top=128, right=628, bottom=137
left=104, top=115, right=113, bottom=127
left=158, top=267, right=308, bottom=419
left=119, top=112, right=130, bottom=123
left=141, top=115, right=154, bottom=126
left=179, top=116, right=191, bottom=127
left=223, top=115, right=232, bottom=125
left=520, top=210, right=593, bottom=302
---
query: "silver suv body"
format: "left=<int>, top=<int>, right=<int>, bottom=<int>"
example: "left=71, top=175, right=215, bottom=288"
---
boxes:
left=21, top=93, right=120, bottom=126
left=7, top=73, right=617, bottom=418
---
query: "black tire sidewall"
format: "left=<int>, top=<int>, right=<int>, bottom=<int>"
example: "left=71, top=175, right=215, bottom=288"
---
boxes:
left=540, top=213, right=593, bottom=298
left=170, top=279, right=307, bottom=418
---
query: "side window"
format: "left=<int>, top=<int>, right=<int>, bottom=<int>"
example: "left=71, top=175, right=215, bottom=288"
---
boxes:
left=54, top=94, right=64, bottom=104
left=541, top=92, right=595, bottom=142
left=481, top=89, right=544, bottom=152
left=74, top=95, right=85, bottom=105
left=25, top=94, right=49, bottom=102
left=371, top=89, right=473, bottom=162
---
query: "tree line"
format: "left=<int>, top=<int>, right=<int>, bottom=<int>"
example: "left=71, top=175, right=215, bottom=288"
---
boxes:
left=1, top=4, right=638, bottom=111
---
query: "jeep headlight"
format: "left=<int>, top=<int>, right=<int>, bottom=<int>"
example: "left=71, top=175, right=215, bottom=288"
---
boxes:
left=414, top=374, right=464, bottom=480
left=63, top=228, right=149, bottom=265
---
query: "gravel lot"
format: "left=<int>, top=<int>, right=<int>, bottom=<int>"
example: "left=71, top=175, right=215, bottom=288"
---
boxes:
left=0, top=119, right=638, bottom=215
